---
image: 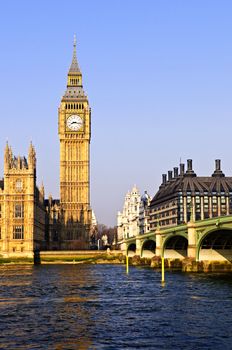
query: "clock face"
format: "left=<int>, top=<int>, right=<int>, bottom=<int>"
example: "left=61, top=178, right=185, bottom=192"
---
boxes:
left=66, top=115, right=83, bottom=131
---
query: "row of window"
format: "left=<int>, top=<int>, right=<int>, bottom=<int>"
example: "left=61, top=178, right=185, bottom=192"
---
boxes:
left=150, top=206, right=230, bottom=227
left=152, top=208, right=229, bottom=222
left=150, top=210, right=177, bottom=220
left=151, top=201, right=177, bottom=213
left=65, top=103, right=84, bottom=110
left=69, top=78, right=80, bottom=85
left=151, top=197, right=230, bottom=219
left=150, top=218, right=177, bottom=228
left=153, top=196, right=230, bottom=213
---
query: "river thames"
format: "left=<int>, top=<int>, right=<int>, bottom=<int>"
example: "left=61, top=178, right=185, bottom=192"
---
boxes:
left=0, top=264, right=232, bottom=349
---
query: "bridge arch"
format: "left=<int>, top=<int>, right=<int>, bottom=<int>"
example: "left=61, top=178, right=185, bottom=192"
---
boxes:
left=197, top=228, right=232, bottom=261
left=162, top=234, right=188, bottom=259
left=127, top=243, right=136, bottom=257
left=141, top=239, right=156, bottom=258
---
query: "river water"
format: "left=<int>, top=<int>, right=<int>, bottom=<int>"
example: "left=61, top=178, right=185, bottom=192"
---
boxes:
left=0, top=264, right=232, bottom=349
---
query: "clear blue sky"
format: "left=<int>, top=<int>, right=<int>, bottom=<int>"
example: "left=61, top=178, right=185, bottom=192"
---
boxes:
left=0, top=0, right=232, bottom=226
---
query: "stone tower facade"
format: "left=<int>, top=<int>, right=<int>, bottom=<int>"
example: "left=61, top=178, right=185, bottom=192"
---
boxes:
left=117, top=186, right=141, bottom=240
left=58, top=37, right=92, bottom=249
left=0, top=143, right=45, bottom=257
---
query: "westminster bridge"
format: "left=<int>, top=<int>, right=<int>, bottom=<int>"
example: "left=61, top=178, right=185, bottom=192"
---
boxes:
left=121, top=216, right=232, bottom=262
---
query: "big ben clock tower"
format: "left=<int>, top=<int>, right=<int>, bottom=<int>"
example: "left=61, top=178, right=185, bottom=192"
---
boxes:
left=58, top=36, right=92, bottom=249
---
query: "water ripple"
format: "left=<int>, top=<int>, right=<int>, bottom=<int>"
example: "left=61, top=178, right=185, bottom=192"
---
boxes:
left=0, top=265, right=232, bottom=349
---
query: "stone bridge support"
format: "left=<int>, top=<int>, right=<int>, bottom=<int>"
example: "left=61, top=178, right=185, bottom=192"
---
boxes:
left=136, top=237, right=142, bottom=256
left=155, top=228, right=162, bottom=257
left=187, top=221, right=197, bottom=259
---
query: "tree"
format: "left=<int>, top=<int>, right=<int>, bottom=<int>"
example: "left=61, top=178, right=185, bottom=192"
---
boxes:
left=96, top=224, right=117, bottom=248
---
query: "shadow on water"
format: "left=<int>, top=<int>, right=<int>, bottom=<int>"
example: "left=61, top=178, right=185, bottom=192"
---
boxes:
left=0, top=264, right=232, bottom=349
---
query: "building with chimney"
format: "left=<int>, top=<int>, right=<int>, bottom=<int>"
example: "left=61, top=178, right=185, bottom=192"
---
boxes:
left=149, top=159, right=232, bottom=230
left=0, top=143, right=45, bottom=257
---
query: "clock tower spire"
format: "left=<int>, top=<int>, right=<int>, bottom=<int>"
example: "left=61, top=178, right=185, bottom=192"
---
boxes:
left=67, top=35, right=83, bottom=87
left=58, top=37, right=92, bottom=249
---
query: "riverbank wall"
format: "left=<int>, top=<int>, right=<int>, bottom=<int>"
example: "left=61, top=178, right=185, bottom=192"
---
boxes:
left=1, top=250, right=232, bottom=272
left=0, top=250, right=125, bottom=265
left=39, top=250, right=124, bottom=264
left=129, top=255, right=232, bottom=272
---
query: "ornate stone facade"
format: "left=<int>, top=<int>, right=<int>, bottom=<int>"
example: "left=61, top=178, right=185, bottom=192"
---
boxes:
left=0, top=143, right=45, bottom=257
left=117, top=186, right=151, bottom=242
left=117, top=186, right=140, bottom=241
left=0, top=38, right=93, bottom=255
left=58, top=37, right=92, bottom=249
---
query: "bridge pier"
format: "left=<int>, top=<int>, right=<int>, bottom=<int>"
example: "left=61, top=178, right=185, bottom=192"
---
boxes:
left=136, top=237, right=142, bottom=256
left=187, top=221, right=197, bottom=259
left=120, top=242, right=127, bottom=254
left=155, top=228, right=162, bottom=257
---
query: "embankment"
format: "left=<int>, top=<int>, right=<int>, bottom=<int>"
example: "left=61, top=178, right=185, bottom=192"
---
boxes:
left=129, top=255, right=232, bottom=272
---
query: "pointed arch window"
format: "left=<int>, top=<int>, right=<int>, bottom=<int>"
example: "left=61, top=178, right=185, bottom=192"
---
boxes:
left=14, top=203, right=24, bottom=218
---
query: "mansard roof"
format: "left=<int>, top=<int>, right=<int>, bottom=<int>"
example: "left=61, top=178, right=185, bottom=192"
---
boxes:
left=150, top=159, right=232, bottom=206
left=62, top=86, right=87, bottom=100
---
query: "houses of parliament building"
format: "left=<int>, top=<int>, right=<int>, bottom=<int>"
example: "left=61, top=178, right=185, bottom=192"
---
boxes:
left=0, top=38, right=92, bottom=257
